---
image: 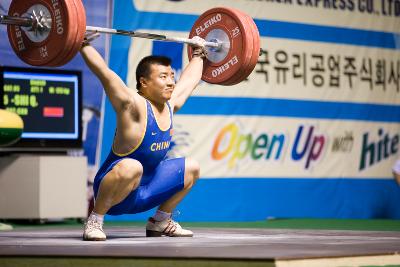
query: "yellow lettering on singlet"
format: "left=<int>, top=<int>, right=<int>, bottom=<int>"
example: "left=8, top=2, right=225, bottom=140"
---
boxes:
left=150, top=141, right=170, bottom=151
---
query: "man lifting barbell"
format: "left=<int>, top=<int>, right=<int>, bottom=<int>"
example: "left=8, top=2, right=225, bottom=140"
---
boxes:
left=80, top=33, right=206, bottom=240
left=0, top=0, right=261, bottom=240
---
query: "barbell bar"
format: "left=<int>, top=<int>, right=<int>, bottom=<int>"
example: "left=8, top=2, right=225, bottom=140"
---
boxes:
left=0, top=15, right=33, bottom=28
left=85, top=26, right=222, bottom=49
left=0, top=16, right=222, bottom=49
left=1, top=0, right=261, bottom=85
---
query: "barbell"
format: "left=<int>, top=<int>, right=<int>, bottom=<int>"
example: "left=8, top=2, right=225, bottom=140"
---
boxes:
left=0, top=0, right=261, bottom=85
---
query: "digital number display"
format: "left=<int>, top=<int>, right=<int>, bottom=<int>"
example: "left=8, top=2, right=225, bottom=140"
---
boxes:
left=2, top=71, right=79, bottom=139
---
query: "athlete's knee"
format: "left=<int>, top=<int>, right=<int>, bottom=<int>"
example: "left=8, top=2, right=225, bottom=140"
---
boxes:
left=184, top=158, right=200, bottom=188
left=113, top=159, right=143, bottom=184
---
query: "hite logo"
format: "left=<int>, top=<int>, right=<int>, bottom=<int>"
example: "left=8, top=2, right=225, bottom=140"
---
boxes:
left=359, top=128, right=399, bottom=171
left=211, top=123, right=326, bottom=169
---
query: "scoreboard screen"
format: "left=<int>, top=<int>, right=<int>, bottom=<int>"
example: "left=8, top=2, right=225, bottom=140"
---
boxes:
left=0, top=66, right=82, bottom=151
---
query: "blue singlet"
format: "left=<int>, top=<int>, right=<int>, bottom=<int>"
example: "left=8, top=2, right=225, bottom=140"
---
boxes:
left=93, top=100, right=185, bottom=215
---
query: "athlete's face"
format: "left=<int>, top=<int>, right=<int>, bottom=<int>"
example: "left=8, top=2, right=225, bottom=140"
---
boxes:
left=145, top=64, right=175, bottom=101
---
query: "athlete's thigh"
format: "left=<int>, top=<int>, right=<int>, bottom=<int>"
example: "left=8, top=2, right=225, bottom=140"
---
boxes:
left=133, top=157, right=186, bottom=213
left=93, top=158, right=124, bottom=198
left=93, top=158, right=143, bottom=215
left=93, top=158, right=142, bottom=197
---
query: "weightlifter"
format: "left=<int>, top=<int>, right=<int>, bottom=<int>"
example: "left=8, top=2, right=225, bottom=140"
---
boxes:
left=80, top=34, right=207, bottom=241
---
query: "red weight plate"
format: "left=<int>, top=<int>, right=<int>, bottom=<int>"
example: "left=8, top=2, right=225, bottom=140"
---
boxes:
left=7, top=0, right=75, bottom=66
left=241, top=13, right=260, bottom=83
left=63, top=0, right=86, bottom=65
left=221, top=8, right=253, bottom=85
left=225, top=10, right=260, bottom=85
left=220, top=8, right=254, bottom=86
left=53, top=0, right=86, bottom=66
left=188, top=7, right=254, bottom=85
left=47, top=0, right=78, bottom=66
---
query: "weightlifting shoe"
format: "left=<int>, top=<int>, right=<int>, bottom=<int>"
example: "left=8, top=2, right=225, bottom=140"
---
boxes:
left=83, top=215, right=106, bottom=241
left=146, top=217, right=193, bottom=237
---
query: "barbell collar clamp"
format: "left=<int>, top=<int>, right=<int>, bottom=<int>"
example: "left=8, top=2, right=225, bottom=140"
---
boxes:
left=1, top=13, right=50, bottom=34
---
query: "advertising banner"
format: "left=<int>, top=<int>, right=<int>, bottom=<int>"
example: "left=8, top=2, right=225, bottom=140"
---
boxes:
left=106, top=0, right=400, bottom=221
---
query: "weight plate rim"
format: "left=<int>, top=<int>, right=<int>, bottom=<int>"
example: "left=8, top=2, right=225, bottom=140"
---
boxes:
left=46, top=0, right=79, bottom=66
left=224, top=11, right=260, bottom=85
left=219, top=8, right=255, bottom=86
left=241, top=13, right=260, bottom=84
left=50, top=0, right=86, bottom=66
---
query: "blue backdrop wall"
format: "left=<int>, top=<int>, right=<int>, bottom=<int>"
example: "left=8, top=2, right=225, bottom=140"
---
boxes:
left=104, top=0, right=400, bottom=222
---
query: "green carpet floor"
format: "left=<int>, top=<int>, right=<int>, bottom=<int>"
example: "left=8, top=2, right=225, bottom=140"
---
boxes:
left=3, top=218, right=400, bottom=231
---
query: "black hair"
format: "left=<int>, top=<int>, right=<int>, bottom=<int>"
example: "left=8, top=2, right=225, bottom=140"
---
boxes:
left=136, top=55, right=172, bottom=90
